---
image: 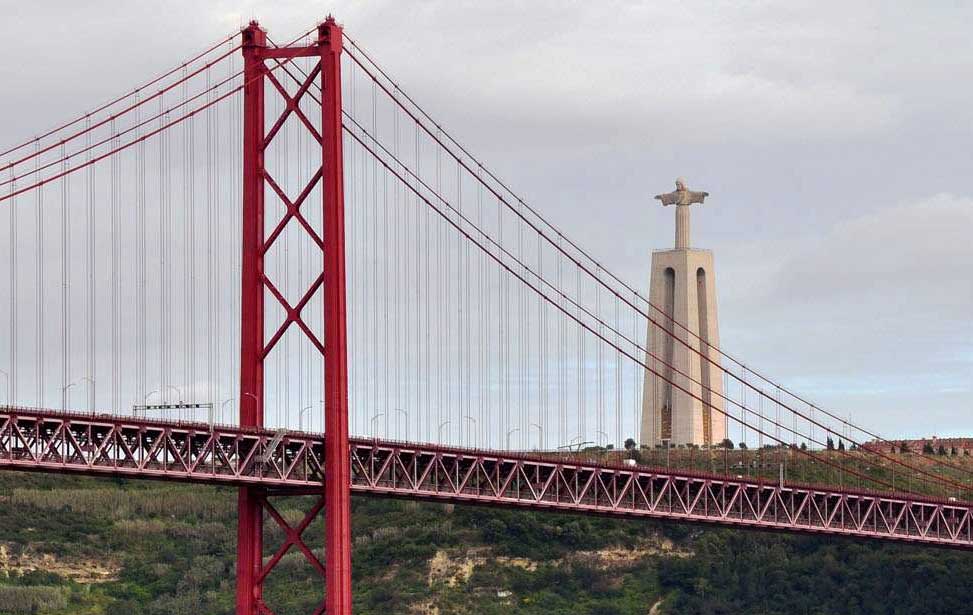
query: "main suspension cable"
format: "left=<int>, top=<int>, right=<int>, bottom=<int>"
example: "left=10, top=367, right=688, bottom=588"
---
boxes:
left=0, top=32, right=241, bottom=160
left=340, top=38, right=921, bottom=461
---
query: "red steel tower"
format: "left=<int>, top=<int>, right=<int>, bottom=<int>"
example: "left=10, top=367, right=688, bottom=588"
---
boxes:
left=238, top=17, right=352, bottom=615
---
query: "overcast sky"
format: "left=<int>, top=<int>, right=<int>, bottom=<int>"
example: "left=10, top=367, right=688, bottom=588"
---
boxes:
left=1, top=1, right=971, bottom=438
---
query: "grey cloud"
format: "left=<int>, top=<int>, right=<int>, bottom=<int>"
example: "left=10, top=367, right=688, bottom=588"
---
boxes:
left=0, top=1, right=970, bottom=439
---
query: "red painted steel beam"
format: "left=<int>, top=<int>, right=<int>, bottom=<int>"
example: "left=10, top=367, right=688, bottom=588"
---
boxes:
left=318, top=16, right=353, bottom=615
left=239, top=20, right=267, bottom=615
left=2, top=407, right=972, bottom=551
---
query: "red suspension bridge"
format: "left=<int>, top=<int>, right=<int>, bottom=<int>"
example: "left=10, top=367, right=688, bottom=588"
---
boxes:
left=0, top=16, right=971, bottom=615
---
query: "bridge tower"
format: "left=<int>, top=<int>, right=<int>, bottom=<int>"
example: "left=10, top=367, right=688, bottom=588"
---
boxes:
left=641, top=178, right=726, bottom=448
left=238, top=18, right=352, bottom=615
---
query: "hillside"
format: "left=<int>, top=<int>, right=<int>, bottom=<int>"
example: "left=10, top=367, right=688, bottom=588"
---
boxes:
left=0, top=470, right=970, bottom=614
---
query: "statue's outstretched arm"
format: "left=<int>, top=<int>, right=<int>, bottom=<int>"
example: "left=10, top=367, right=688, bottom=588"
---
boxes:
left=689, top=191, right=709, bottom=204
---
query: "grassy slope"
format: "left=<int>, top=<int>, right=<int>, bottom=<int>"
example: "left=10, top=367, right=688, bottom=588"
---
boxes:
left=0, top=469, right=970, bottom=614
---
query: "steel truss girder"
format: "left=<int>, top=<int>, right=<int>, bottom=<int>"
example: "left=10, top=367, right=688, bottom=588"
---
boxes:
left=351, top=443, right=973, bottom=548
left=0, top=408, right=323, bottom=487
left=2, top=407, right=971, bottom=550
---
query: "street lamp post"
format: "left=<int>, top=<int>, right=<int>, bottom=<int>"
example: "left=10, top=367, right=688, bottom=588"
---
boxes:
left=662, top=438, right=671, bottom=471
left=61, top=382, right=76, bottom=410
left=506, top=428, right=520, bottom=450
left=300, top=401, right=322, bottom=432
left=530, top=423, right=544, bottom=450
left=371, top=412, right=385, bottom=436
left=141, top=390, right=160, bottom=419
left=162, top=385, right=185, bottom=421
left=438, top=420, right=451, bottom=442
left=166, top=384, right=184, bottom=407
left=221, top=398, right=236, bottom=424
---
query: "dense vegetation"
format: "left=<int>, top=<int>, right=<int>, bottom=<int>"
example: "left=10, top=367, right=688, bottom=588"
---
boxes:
left=0, top=470, right=969, bottom=614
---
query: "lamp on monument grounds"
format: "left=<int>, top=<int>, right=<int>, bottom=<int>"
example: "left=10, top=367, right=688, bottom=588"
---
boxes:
left=438, top=420, right=451, bottom=442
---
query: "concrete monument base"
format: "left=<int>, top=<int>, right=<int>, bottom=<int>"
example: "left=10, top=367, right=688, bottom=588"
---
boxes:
left=640, top=179, right=726, bottom=448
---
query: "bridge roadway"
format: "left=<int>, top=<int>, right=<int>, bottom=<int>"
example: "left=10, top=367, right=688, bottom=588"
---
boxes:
left=0, top=406, right=970, bottom=549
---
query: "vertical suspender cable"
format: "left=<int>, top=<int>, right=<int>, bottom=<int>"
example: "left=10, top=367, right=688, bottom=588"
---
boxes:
left=435, top=128, right=442, bottom=441
left=632, top=290, right=639, bottom=445
left=7, top=165, right=15, bottom=405
left=478, top=167, right=486, bottom=449
left=36, top=140, right=44, bottom=406
left=594, top=265, right=606, bottom=446
left=383, top=80, right=392, bottom=435
left=185, top=68, right=197, bottom=409
left=60, top=143, right=69, bottom=410
left=347, top=69, right=355, bottom=434
left=214, top=50, right=224, bottom=421
left=137, top=92, right=147, bottom=412
left=159, top=97, right=167, bottom=406
left=281, top=81, right=289, bottom=429
left=110, top=118, right=119, bottom=413
left=615, top=293, right=621, bottom=447
left=558, top=234, right=565, bottom=449
left=393, top=91, right=402, bottom=438
left=206, top=67, right=215, bottom=420
left=86, top=116, right=96, bottom=411
left=538, top=229, right=546, bottom=449
left=368, top=79, right=377, bottom=436
left=297, top=57, right=306, bottom=429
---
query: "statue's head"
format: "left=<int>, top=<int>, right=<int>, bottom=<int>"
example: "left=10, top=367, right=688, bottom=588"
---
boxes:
left=675, top=177, right=687, bottom=191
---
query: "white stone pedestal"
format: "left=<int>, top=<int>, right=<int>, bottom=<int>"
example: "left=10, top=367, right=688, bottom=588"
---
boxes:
left=640, top=248, right=726, bottom=447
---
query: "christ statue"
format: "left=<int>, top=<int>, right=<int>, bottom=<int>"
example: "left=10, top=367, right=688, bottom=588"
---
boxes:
left=654, top=177, right=709, bottom=249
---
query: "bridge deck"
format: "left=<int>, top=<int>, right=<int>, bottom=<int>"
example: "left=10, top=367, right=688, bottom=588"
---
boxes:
left=1, top=407, right=970, bottom=549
